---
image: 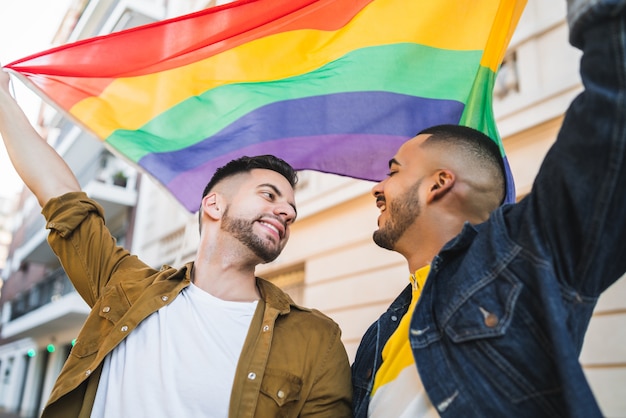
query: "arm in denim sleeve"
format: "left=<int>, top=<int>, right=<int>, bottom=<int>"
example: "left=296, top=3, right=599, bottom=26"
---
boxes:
left=513, top=2, right=626, bottom=297
left=43, top=191, right=152, bottom=307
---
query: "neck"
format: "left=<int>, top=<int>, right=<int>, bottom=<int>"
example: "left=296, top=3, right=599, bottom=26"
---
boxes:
left=192, top=234, right=261, bottom=302
left=192, top=262, right=260, bottom=302
left=396, top=213, right=464, bottom=273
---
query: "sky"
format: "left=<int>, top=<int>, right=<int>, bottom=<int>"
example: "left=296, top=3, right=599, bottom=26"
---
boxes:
left=0, top=0, right=75, bottom=198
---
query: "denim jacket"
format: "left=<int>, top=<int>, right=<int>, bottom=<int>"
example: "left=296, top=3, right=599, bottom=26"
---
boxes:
left=352, top=2, right=626, bottom=417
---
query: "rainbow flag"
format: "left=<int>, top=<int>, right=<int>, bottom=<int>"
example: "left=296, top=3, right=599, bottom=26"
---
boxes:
left=5, top=0, right=525, bottom=212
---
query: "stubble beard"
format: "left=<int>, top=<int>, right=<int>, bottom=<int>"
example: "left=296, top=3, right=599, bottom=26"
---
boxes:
left=373, top=179, right=422, bottom=251
left=221, top=207, right=282, bottom=263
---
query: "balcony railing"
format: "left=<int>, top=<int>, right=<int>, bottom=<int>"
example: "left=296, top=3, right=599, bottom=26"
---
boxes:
left=10, top=268, right=75, bottom=321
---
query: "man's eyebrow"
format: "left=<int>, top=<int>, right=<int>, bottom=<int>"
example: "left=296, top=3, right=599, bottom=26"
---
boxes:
left=258, top=183, right=298, bottom=215
left=388, top=158, right=400, bottom=169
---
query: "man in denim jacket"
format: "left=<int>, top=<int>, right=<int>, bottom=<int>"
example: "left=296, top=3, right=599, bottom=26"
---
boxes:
left=352, top=1, right=626, bottom=417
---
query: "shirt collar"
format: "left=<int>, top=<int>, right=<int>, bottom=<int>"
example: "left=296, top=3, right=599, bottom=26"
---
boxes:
left=409, top=264, right=430, bottom=291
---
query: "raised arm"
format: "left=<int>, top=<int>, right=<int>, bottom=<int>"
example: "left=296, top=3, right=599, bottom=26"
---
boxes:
left=511, top=3, right=626, bottom=297
left=0, top=68, right=80, bottom=206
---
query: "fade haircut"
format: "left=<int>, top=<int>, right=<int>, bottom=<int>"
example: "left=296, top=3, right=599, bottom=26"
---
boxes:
left=198, top=155, right=298, bottom=223
left=417, top=124, right=506, bottom=202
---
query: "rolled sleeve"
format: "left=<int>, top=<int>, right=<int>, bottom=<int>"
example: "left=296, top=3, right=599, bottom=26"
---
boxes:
left=42, top=191, right=143, bottom=307
left=43, top=191, right=106, bottom=238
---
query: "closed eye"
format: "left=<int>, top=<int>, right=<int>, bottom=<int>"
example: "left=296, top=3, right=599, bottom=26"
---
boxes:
left=387, top=158, right=400, bottom=177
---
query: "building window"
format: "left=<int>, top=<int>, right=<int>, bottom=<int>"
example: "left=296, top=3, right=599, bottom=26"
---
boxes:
left=494, top=51, right=520, bottom=100
left=158, top=227, right=186, bottom=265
left=264, top=264, right=305, bottom=305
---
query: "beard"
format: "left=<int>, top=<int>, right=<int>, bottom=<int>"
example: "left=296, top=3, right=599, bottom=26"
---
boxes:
left=373, top=179, right=422, bottom=250
left=221, top=207, right=282, bottom=263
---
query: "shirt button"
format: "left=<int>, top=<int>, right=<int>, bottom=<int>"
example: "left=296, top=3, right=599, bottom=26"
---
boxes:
left=277, top=390, right=285, bottom=399
left=120, top=325, right=129, bottom=332
left=262, top=325, right=270, bottom=332
left=248, top=372, right=256, bottom=380
left=161, top=296, right=169, bottom=302
left=85, top=369, right=92, bottom=376
left=102, top=306, right=111, bottom=313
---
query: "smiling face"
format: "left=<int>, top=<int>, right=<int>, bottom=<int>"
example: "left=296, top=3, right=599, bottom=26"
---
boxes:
left=372, top=135, right=433, bottom=251
left=372, top=178, right=423, bottom=250
left=219, top=169, right=297, bottom=263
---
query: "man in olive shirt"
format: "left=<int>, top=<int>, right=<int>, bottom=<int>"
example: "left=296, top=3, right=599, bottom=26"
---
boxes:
left=0, top=68, right=351, bottom=417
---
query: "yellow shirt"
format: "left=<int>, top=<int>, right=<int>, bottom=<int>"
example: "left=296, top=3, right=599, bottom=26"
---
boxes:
left=368, top=265, right=438, bottom=417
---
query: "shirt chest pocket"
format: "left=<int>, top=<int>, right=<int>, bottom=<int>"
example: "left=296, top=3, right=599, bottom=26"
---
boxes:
left=97, top=285, right=131, bottom=322
left=259, top=369, right=302, bottom=412
left=71, top=285, right=131, bottom=359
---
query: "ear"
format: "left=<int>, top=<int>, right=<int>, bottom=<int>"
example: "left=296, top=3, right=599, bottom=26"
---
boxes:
left=201, top=192, right=222, bottom=220
left=426, top=169, right=455, bottom=204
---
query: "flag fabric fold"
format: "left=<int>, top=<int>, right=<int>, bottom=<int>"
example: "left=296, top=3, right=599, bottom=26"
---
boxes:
left=5, top=0, right=526, bottom=212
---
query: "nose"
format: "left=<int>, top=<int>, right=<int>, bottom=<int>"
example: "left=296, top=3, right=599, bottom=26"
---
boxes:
left=274, top=201, right=297, bottom=225
left=372, top=178, right=385, bottom=197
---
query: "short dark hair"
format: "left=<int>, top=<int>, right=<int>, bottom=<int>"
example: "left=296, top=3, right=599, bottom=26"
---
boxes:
left=201, top=155, right=298, bottom=200
left=418, top=124, right=506, bottom=201
left=199, top=155, right=298, bottom=225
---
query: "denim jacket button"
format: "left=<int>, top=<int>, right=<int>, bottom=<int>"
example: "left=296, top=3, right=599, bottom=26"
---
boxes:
left=432, top=255, right=442, bottom=271
left=391, top=315, right=398, bottom=321
left=410, top=326, right=430, bottom=336
left=484, top=313, right=499, bottom=328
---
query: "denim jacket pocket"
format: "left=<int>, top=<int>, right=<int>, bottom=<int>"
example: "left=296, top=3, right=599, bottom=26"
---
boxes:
left=444, top=273, right=522, bottom=342
left=441, top=271, right=562, bottom=411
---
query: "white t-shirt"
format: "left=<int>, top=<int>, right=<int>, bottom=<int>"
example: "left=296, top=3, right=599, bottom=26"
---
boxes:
left=91, top=283, right=258, bottom=418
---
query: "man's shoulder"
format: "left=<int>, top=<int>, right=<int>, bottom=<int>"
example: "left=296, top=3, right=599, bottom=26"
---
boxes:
left=256, top=277, right=341, bottom=331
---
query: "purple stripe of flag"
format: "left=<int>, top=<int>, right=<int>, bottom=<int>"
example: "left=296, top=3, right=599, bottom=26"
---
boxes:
left=136, top=92, right=465, bottom=185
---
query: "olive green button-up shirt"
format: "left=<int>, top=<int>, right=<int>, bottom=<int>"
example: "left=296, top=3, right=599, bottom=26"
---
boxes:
left=40, top=192, right=352, bottom=417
